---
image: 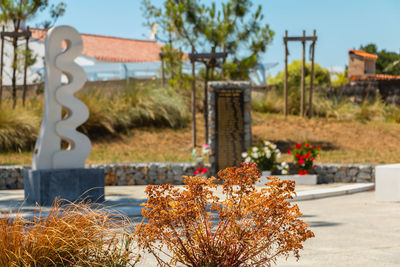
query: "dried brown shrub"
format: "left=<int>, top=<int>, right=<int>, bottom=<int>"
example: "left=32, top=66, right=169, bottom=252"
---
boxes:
left=0, top=200, right=139, bottom=266
left=136, top=163, right=314, bottom=266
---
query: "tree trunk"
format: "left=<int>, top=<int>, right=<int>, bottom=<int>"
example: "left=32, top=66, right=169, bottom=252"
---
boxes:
left=11, top=20, right=21, bottom=109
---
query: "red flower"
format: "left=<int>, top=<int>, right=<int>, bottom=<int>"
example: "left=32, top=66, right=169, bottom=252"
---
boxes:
left=195, top=167, right=207, bottom=176
left=305, top=152, right=311, bottom=159
left=310, top=158, right=314, bottom=161
left=287, top=149, right=291, bottom=155
left=295, top=143, right=302, bottom=149
left=299, top=155, right=304, bottom=160
left=317, top=145, right=322, bottom=149
left=298, top=159, right=305, bottom=165
left=305, top=143, right=309, bottom=148
left=296, top=153, right=300, bottom=158
left=298, top=170, right=309, bottom=175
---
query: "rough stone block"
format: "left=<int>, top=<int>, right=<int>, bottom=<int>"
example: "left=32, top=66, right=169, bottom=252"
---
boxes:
left=24, top=168, right=105, bottom=206
left=348, top=168, right=359, bottom=177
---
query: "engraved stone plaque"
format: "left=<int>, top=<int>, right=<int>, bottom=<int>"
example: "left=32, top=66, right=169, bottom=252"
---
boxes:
left=208, top=81, right=251, bottom=174
left=215, top=89, right=244, bottom=170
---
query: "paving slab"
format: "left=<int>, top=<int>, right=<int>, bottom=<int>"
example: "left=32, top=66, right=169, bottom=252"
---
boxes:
left=1, top=184, right=397, bottom=266
left=0, top=183, right=373, bottom=218
left=276, top=191, right=400, bottom=266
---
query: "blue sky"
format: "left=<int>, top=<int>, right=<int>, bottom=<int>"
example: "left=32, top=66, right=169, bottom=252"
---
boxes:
left=30, top=0, right=400, bottom=76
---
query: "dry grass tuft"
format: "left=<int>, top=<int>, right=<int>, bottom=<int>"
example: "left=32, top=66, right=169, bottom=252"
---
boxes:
left=0, top=102, right=39, bottom=152
left=0, top=200, right=138, bottom=266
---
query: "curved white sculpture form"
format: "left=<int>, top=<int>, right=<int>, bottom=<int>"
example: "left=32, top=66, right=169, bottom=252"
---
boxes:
left=32, top=26, right=91, bottom=170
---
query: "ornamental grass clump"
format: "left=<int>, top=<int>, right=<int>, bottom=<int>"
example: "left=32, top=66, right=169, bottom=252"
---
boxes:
left=136, top=163, right=314, bottom=266
left=0, top=200, right=139, bottom=266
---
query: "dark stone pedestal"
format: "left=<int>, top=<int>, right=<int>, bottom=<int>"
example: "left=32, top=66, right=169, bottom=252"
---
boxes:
left=24, top=168, right=105, bottom=206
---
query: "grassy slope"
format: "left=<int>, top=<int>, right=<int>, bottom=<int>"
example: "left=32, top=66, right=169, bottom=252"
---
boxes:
left=1, top=112, right=400, bottom=165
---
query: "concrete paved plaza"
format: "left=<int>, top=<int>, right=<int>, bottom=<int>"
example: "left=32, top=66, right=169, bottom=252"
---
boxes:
left=1, top=185, right=399, bottom=266
left=277, top=191, right=400, bottom=267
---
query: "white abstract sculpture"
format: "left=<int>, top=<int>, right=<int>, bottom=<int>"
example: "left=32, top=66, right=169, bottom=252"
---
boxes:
left=33, top=26, right=91, bottom=170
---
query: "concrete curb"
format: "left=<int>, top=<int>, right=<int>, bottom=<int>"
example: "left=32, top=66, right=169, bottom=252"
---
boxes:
left=293, top=183, right=375, bottom=201
left=1, top=183, right=376, bottom=219
left=112, top=183, right=376, bottom=217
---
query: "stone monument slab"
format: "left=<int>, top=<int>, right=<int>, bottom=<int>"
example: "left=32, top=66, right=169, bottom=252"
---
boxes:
left=208, top=81, right=252, bottom=173
left=24, top=168, right=105, bottom=206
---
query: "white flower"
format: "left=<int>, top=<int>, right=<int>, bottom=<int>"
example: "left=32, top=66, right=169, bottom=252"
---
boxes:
left=251, top=152, right=258, bottom=159
left=281, top=162, right=288, bottom=167
left=277, top=152, right=281, bottom=158
left=252, top=147, right=258, bottom=152
left=264, top=141, right=271, bottom=146
left=265, top=150, right=271, bottom=159
left=271, top=144, right=277, bottom=149
left=241, top=152, right=248, bottom=158
left=245, top=157, right=251, bottom=163
left=282, top=169, right=288, bottom=175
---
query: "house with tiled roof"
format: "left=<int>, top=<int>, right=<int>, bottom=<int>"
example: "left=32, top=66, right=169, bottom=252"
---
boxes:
left=0, top=24, right=164, bottom=85
left=348, top=49, right=400, bottom=81
left=31, top=28, right=164, bottom=64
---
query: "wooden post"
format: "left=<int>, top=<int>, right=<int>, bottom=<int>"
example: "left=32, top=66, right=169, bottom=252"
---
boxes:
left=0, top=26, right=4, bottom=108
left=284, top=30, right=288, bottom=116
left=300, top=30, right=306, bottom=117
left=191, top=46, right=196, bottom=148
left=308, top=30, right=316, bottom=118
left=204, top=65, right=209, bottom=145
left=160, top=53, right=165, bottom=86
left=221, top=43, right=226, bottom=79
left=210, top=46, right=216, bottom=80
left=22, top=27, right=30, bottom=107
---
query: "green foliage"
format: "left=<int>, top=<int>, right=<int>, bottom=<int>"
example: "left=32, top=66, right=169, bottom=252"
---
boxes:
left=142, top=0, right=274, bottom=80
left=288, top=142, right=321, bottom=175
left=331, top=73, right=348, bottom=86
left=268, top=60, right=331, bottom=90
left=242, top=140, right=287, bottom=173
left=0, top=0, right=66, bottom=107
left=266, top=60, right=330, bottom=115
left=359, top=43, right=400, bottom=75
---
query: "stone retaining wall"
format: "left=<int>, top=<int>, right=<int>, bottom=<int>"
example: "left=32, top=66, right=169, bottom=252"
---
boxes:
left=315, top=163, right=375, bottom=184
left=0, top=162, right=376, bottom=190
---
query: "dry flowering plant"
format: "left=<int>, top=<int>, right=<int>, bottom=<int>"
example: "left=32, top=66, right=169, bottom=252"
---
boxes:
left=135, top=163, right=314, bottom=267
left=242, top=140, right=288, bottom=174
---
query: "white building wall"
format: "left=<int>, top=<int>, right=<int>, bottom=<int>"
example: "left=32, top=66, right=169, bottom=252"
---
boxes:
left=1, top=24, right=97, bottom=85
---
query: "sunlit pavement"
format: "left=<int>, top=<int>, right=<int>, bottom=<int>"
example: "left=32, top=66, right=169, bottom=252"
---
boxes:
left=277, top=191, right=400, bottom=266
left=2, top=184, right=399, bottom=266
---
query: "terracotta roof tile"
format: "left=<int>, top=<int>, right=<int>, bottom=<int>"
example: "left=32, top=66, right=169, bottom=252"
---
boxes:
left=31, top=28, right=163, bottom=63
left=350, top=74, right=400, bottom=81
left=348, top=49, right=378, bottom=60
